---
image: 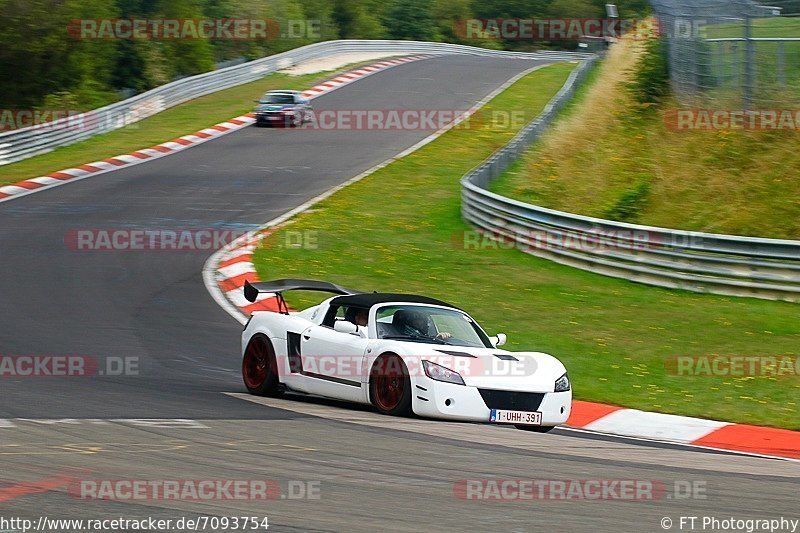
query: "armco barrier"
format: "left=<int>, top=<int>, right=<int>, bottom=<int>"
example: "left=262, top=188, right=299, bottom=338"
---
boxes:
left=461, top=57, right=800, bottom=302
left=0, top=40, right=590, bottom=166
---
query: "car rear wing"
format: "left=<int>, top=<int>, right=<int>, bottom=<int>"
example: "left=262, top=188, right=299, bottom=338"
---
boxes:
left=243, top=278, right=362, bottom=306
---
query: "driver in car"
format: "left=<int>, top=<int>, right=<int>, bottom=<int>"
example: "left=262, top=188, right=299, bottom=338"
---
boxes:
left=344, top=307, right=369, bottom=328
left=353, top=308, right=368, bottom=327
left=394, top=310, right=452, bottom=340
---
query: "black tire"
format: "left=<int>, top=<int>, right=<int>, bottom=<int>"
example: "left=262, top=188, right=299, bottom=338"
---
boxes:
left=369, top=353, right=412, bottom=416
left=515, top=424, right=556, bottom=433
left=242, top=334, right=282, bottom=397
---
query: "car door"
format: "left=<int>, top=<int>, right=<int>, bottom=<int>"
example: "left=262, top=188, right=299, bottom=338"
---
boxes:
left=298, top=324, right=369, bottom=403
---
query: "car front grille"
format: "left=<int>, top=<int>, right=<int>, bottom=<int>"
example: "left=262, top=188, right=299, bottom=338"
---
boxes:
left=478, top=389, right=545, bottom=411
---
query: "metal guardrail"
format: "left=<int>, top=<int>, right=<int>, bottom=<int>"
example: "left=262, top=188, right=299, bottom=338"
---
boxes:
left=461, top=57, right=800, bottom=302
left=0, top=40, right=590, bottom=167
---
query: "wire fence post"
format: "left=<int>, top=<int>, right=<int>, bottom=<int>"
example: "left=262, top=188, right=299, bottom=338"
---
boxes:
left=743, top=13, right=754, bottom=111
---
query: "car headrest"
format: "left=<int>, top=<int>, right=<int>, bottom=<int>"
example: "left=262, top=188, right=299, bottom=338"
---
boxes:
left=393, top=309, right=422, bottom=327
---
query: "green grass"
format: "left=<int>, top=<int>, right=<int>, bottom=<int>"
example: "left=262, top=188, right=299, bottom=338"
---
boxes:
left=251, top=62, right=799, bottom=430
left=0, top=62, right=378, bottom=187
left=701, top=16, right=800, bottom=105
left=706, top=15, right=800, bottom=39
left=492, top=40, right=800, bottom=239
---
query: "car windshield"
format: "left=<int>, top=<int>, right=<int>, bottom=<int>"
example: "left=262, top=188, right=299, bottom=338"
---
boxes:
left=260, top=93, right=295, bottom=104
left=375, top=305, right=492, bottom=348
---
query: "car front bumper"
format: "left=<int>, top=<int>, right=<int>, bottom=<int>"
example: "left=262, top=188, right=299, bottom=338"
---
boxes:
left=410, top=376, right=572, bottom=426
left=255, top=112, right=295, bottom=125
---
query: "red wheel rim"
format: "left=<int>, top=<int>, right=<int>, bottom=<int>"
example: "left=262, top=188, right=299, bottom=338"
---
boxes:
left=243, top=339, right=270, bottom=389
left=373, top=355, right=406, bottom=411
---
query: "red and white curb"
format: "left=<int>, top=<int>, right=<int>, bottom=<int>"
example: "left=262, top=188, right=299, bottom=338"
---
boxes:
left=0, top=55, right=429, bottom=205
left=299, top=56, right=428, bottom=99
left=567, top=400, right=799, bottom=460
left=212, top=234, right=283, bottom=316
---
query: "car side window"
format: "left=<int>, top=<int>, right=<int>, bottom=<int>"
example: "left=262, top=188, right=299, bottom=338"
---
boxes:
left=322, top=305, right=364, bottom=328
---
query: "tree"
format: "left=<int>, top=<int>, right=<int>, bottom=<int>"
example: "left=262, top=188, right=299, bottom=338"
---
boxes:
left=331, top=0, right=386, bottom=39
left=383, top=0, right=438, bottom=40
left=0, top=0, right=120, bottom=109
left=547, top=0, right=604, bottom=18
left=432, top=0, right=472, bottom=42
left=469, top=0, right=550, bottom=19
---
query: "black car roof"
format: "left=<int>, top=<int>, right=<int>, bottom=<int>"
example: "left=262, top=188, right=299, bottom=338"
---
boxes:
left=330, top=293, right=458, bottom=309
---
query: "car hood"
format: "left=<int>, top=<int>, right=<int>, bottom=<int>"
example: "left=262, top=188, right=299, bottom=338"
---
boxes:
left=380, top=342, right=568, bottom=392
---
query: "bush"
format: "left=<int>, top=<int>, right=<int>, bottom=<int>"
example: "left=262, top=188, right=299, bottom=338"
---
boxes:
left=627, top=38, right=670, bottom=106
left=603, top=175, right=652, bottom=222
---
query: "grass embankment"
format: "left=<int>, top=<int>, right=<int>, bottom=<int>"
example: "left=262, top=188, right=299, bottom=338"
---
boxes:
left=0, top=63, right=374, bottom=187
left=492, top=39, right=800, bottom=239
left=250, top=62, right=799, bottom=430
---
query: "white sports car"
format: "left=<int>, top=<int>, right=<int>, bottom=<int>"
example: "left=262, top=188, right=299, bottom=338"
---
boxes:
left=241, top=279, right=571, bottom=432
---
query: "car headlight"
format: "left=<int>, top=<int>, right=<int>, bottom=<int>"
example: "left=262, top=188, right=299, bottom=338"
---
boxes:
left=554, top=372, right=570, bottom=392
left=422, top=360, right=465, bottom=385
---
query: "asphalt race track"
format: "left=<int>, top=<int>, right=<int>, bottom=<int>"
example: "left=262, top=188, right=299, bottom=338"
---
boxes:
left=1, top=55, right=797, bottom=532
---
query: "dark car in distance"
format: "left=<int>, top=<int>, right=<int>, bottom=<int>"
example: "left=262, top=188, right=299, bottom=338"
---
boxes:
left=253, top=90, right=313, bottom=127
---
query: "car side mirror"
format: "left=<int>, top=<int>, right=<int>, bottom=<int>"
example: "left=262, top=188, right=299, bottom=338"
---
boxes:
left=491, top=333, right=507, bottom=347
left=334, top=320, right=367, bottom=337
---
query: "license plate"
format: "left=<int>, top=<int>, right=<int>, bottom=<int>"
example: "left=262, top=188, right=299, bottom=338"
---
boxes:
left=490, top=409, right=542, bottom=425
